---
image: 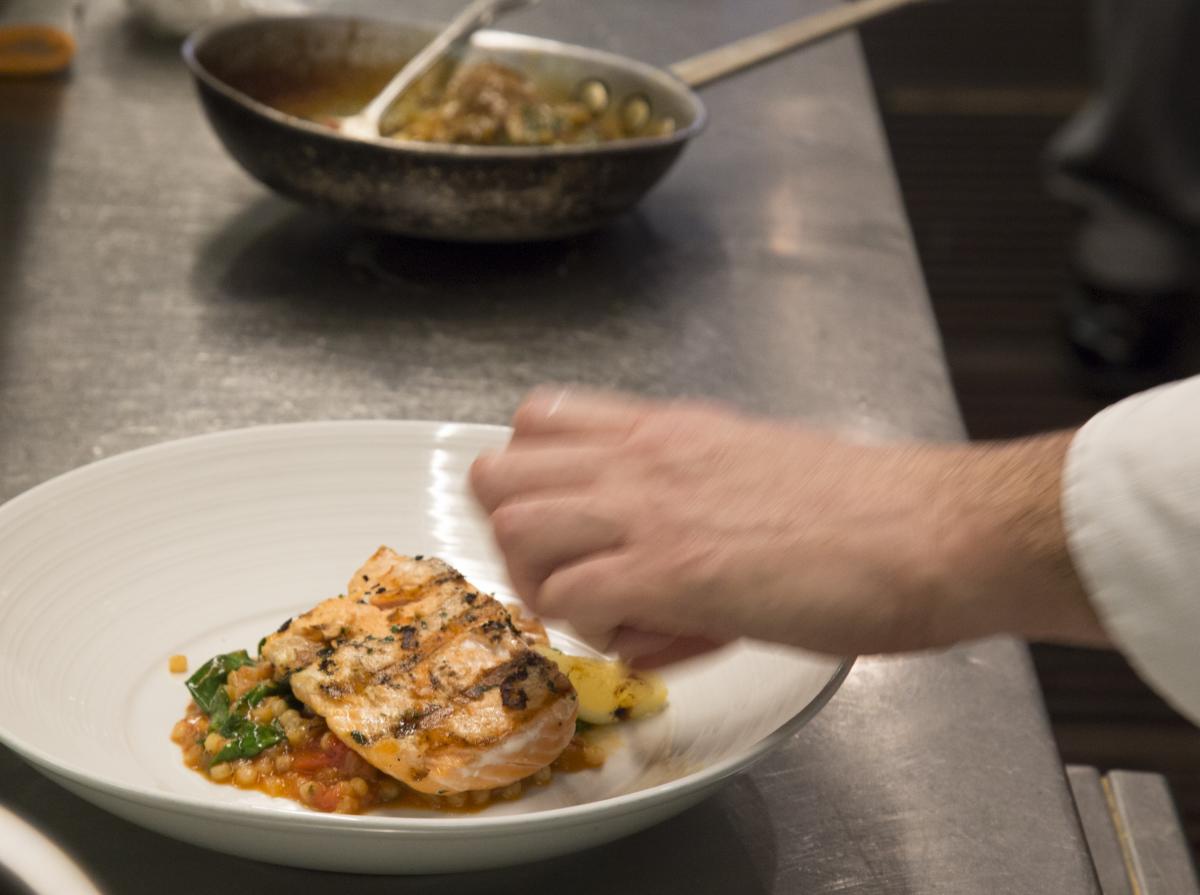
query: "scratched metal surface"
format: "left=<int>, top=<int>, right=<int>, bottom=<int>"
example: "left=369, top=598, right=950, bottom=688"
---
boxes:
left=0, top=0, right=1099, bottom=891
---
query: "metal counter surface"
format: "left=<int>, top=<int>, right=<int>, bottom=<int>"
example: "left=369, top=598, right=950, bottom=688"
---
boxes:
left=0, top=0, right=1100, bottom=891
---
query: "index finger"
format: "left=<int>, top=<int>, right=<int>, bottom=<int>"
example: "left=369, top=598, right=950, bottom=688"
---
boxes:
left=511, top=387, right=650, bottom=441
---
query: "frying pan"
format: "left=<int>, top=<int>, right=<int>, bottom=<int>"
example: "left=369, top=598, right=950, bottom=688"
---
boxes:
left=182, top=0, right=918, bottom=241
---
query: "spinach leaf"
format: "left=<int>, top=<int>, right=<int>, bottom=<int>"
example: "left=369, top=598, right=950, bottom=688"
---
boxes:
left=186, top=650, right=253, bottom=716
left=185, top=650, right=288, bottom=764
left=213, top=716, right=285, bottom=764
left=230, top=680, right=286, bottom=715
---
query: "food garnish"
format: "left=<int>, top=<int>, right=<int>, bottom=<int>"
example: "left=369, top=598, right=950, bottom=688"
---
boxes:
left=185, top=651, right=285, bottom=764
left=535, top=646, right=668, bottom=725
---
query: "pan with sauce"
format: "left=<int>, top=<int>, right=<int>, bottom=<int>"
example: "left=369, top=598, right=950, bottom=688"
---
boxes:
left=265, top=59, right=676, bottom=147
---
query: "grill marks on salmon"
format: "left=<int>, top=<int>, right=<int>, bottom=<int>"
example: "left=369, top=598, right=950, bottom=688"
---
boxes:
left=348, top=548, right=461, bottom=608
left=261, top=599, right=392, bottom=680
left=261, top=550, right=577, bottom=795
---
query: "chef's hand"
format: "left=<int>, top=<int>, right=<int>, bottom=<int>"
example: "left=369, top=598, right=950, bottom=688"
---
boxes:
left=470, top=388, right=1108, bottom=667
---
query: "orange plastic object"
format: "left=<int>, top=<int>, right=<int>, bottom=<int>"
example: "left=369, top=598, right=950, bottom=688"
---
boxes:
left=0, top=24, right=76, bottom=75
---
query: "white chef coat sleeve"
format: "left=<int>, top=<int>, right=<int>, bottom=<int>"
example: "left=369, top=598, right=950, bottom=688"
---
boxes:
left=1063, top=374, right=1200, bottom=724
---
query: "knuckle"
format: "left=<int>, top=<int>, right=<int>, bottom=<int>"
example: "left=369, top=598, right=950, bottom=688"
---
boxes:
left=626, top=411, right=667, bottom=443
left=490, top=502, right=531, bottom=548
left=468, top=456, right=495, bottom=503
left=534, top=576, right=571, bottom=619
left=507, top=569, right=546, bottom=611
left=624, top=407, right=713, bottom=458
left=674, top=541, right=719, bottom=592
left=620, top=429, right=668, bottom=472
left=574, top=492, right=618, bottom=530
left=540, top=560, right=608, bottom=621
left=510, top=398, right=547, bottom=434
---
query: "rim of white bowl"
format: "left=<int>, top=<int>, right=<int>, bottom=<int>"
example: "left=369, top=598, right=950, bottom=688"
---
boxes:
left=0, top=805, right=104, bottom=895
left=0, top=420, right=854, bottom=833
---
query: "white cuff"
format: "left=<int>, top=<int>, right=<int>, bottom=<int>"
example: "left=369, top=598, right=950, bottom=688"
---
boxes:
left=1063, top=376, right=1200, bottom=725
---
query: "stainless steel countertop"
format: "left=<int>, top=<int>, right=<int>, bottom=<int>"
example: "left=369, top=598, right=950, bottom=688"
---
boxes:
left=0, top=0, right=1100, bottom=891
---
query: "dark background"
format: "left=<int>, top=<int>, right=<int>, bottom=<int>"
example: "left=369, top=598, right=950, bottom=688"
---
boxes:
left=860, top=0, right=1200, bottom=854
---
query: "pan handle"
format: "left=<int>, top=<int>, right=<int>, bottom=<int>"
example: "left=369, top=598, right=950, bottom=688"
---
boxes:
left=668, top=0, right=925, bottom=89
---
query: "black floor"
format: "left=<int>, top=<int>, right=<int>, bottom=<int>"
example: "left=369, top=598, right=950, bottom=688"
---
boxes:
left=860, top=0, right=1200, bottom=853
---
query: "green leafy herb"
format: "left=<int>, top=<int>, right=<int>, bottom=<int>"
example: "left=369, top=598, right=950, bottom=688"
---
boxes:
left=214, top=716, right=285, bottom=763
left=186, top=650, right=253, bottom=717
left=186, top=649, right=287, bottom=765
left=231, top=680, right=286, bottom=715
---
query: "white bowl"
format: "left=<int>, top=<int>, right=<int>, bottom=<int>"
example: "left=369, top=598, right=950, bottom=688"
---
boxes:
left=0, top=421, right=849, bottom=874
left=0, top=805, right=103, bottom=895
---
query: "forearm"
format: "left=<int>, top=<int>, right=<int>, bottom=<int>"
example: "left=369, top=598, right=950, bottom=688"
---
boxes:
left=923, top=432, right=1109, bottom=648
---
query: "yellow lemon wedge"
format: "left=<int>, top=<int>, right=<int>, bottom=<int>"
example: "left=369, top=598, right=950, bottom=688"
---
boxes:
left=535, top=645, right=668, bottom=725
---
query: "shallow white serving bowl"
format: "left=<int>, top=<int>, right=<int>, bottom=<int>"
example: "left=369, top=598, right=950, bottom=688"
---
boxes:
left=0, top=421, right=849, bottom=874
left=0, top=805, right=104, bottom=895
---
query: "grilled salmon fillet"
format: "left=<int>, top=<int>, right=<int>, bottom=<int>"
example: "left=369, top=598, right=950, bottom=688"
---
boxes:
left=347, top=549, right=461, bottom=607
left=261, top=598, right=392, bottom=681
left=261, top=549, right=577, bottom=795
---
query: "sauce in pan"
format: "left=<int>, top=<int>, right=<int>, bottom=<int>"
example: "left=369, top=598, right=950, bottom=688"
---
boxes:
left=263, top=60, right=675, bottom=147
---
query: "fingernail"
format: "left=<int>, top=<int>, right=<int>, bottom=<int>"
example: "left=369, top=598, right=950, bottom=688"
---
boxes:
left=525, top=386, right=571, bottom=417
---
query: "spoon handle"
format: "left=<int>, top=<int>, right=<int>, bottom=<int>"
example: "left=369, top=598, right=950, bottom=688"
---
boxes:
left=359, top=0, right=539, bottom=126
left=670, top=0, right=926, bottom=89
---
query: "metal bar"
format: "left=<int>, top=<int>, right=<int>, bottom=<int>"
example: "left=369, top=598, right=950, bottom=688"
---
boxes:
left=1068, top=766, right=1136, bottom=895
left=1105, top=770, right=1200, bottom=895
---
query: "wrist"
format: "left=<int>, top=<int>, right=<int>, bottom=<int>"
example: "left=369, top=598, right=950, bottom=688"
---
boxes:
left=924, top=433, right=1109, bottom=647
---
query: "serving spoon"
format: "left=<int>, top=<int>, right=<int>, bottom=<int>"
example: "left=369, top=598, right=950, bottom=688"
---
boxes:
left=333, top=0, right=540, bottom=140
